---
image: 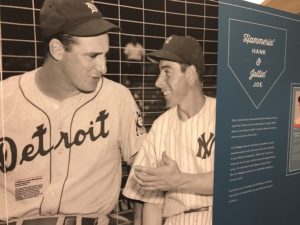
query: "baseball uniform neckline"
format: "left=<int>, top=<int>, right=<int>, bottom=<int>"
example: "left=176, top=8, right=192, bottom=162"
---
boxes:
left=176, top=96, right=207, bottom=122
left=33, top=67, right=104, bottom=105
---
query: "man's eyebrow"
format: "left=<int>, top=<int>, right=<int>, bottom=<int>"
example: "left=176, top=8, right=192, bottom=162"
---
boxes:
left=86, top=50, right=109, bottom=56
left=160, top=65, right=171, bottom=70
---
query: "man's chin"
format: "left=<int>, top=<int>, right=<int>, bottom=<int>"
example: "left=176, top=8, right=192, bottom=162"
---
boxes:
left=79, top=87, right=97, bottom=94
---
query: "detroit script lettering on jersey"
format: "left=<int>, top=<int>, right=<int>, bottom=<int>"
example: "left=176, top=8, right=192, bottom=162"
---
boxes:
left=0, top=110, right=109, bottom=173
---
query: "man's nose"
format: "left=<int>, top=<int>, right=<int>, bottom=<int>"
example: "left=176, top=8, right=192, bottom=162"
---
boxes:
left=155, top=73, right=165, bottom=88
left=95, top=57, right=107, bottom=75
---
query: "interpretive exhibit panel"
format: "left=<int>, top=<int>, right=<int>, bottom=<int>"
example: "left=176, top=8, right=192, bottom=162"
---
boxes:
left=214, top=0, right=300, bottom=225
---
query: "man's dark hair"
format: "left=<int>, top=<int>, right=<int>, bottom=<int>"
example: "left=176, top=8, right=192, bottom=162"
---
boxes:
left=180, top=63, right=203, bottom=82
left=298, top=96, right=300, bottom=103
left=43, top=33, right=77, bottom=56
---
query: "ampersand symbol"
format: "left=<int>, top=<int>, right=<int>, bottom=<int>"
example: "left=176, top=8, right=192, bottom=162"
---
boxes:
left=256, top=58, right=262, bottom=66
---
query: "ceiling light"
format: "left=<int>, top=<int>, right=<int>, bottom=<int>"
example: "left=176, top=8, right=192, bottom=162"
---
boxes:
left=243, top=0, right=265, bottom=4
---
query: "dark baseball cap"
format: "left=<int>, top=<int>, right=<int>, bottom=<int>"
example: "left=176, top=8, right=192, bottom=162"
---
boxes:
left=147, top=35, right=205, bottom=74
left=39, top=0, right=121, bottom=38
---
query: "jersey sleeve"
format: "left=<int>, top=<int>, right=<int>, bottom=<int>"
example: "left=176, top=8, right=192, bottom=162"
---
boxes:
left=118, top=88, right=147, bottom=164
left=122, top=124, right=165, bottom=204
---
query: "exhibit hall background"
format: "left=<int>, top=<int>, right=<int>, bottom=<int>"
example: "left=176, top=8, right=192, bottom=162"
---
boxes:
left=0, top=0, right=218, bottom=223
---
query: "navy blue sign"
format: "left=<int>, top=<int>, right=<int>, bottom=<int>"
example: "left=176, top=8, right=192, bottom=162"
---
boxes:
left=228, top=19, right=286, bottom=108
left=214, top=1, right=300, bottom=225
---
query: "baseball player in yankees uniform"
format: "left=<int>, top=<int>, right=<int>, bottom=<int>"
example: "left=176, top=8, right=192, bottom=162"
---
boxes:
left=123, top=35, right=216, bottom=225
left=0, top=0, right=146, bottom=225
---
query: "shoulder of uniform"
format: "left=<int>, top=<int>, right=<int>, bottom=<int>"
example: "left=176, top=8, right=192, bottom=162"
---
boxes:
left=1, top=74, right=24, bottom=115
left=1, top=74, right=22, bottom=95
left=102, top=77, right=135, bottom=102
left=151, top=106, right=176, bottom=126
left=103, top=77, right=129, bottom=91
left=205, top=95, right=216, bottom=102
left=205, top=95, right=217, bottom=108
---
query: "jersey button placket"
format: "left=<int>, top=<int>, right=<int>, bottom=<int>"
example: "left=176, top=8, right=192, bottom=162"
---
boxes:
left=57, top=123, right=63, bottom=130
left=40, top=103, right=70, bottom=215
left=57, top=171, right=63, bottom=177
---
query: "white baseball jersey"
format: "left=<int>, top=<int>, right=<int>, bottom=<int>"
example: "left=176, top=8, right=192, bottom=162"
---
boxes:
left=0, top=68, right=146, bottom=224
left=123, top=96, right=216, bottom=225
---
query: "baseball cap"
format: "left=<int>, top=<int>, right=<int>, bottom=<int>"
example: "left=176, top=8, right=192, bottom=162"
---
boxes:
left=39, top=0, right=120, bottom=38
left=147, top=35, right=205, bottom=74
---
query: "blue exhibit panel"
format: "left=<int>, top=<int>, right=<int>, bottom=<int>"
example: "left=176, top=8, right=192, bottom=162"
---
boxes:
left=213, top=0, right=300, bottom=225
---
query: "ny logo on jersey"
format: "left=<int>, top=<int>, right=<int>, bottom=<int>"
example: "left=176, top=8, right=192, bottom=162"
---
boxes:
left=197, top=132, right=215, bottom=159
left=84, top=2, right=98, bottom=13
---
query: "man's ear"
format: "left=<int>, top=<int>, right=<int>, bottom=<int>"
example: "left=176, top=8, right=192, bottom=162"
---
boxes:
left=186, top=65, right=198, bottom=86
left=48, top=39, right=65, bottom=61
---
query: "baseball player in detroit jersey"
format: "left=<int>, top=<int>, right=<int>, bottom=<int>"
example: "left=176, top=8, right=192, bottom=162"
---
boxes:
left=0, top=0, right=146, bottom=225
left=123, top=35, right=216, bottom=225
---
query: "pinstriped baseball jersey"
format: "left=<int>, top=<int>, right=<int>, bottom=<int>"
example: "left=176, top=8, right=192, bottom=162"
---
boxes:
left=0, top=69, right=146, bottom=224
left=123, top=96, right=216, bottom=225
